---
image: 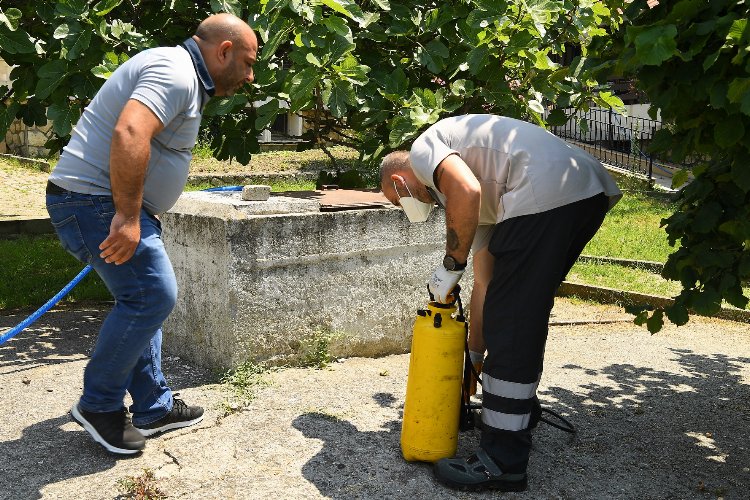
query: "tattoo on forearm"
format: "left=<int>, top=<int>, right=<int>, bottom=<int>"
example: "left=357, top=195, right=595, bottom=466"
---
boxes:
left=447, top=228, right=459, bottom=251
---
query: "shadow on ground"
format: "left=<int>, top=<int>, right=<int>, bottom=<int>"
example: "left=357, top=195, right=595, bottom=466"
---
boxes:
left=295, top=350, right=750, bottom=499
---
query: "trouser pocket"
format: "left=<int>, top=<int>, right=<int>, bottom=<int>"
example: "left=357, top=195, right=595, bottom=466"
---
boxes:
left=50, top=214, right=93, bottom=264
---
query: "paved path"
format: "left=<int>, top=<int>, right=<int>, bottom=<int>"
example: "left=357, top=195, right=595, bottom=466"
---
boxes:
left=1, top=300, right=749, bottom=499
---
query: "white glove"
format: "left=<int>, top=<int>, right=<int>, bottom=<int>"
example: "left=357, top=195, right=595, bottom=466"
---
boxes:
left=428, top=265, right=464, bottom=303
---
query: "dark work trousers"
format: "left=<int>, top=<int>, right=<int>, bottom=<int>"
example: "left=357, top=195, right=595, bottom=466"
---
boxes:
left=479, top=193, right=609, bottom=473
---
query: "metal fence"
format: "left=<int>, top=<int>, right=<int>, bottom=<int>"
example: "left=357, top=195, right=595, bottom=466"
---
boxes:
left=549, top=108, right=674, bottom=181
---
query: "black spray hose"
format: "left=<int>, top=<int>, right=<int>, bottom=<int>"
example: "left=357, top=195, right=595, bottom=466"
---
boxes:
left=455, top=291, right=576, bottom=435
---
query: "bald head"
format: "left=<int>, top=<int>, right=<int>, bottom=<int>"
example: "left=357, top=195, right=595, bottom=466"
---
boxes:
left=196, top=13, right=253, bottom=45
left=194, top=13, right=258, bottom=97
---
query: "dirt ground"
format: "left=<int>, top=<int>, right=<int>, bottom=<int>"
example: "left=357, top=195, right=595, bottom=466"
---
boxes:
left=0, top=161, right=49, bottom=220
left=1, top=298, right=749, bottom=499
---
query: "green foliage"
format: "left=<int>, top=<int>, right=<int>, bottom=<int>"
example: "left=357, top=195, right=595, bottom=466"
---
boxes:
left=613, top=1, right=750, bottom=331
left=0, top=0, right=627, bottom=166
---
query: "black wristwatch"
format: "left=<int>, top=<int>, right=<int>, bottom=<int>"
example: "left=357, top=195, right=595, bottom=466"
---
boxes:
left=443, top=255, right=467, bottom=272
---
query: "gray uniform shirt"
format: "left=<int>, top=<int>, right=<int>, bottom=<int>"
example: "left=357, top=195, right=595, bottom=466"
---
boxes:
left=49, top=44, right=208, bottom=215
left=409, top=114, right=623, bottom=225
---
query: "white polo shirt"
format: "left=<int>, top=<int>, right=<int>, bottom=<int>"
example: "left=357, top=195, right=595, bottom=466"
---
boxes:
left=409, top=114, right=622, bottom=227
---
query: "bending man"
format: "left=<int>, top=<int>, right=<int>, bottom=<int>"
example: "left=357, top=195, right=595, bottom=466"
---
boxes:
left=46, top=13, right=258, bottom=454
left=380, top=114, right=622, bottom=491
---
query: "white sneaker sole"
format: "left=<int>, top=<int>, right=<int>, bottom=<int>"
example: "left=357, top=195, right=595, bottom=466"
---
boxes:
left=71, top=404, right=144, bottom=455
left=136, top=414, right=204, bottom=437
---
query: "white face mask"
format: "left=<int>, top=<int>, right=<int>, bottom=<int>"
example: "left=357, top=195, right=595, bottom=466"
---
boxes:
left=394, top=181, right=434, bottom=223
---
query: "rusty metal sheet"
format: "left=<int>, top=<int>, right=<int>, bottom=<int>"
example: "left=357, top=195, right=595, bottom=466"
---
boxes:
left=274, top=189, right=393, bottom=212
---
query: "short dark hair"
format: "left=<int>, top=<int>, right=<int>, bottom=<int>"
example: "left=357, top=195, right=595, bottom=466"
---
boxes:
left=379, top=150, right=411, bottom=183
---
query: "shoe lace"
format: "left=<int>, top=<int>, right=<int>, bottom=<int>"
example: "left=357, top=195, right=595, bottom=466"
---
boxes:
left=172, top=395, right=188, bottom=414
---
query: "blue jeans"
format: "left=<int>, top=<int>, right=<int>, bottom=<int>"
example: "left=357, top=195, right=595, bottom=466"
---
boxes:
left=46, top=189, right=176, bottom=425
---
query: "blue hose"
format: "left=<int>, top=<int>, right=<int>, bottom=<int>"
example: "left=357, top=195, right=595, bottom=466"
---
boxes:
left=0, top=265, right=93, bottom=345
left=201, top=185, right=242, bottom=192
left=0, top=185, right=243, bottom=346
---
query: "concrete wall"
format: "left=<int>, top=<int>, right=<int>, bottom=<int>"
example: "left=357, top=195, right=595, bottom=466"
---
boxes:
left=162, top=193, right=473, bottom=370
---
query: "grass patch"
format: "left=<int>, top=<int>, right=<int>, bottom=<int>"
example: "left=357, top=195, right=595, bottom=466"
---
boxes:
left=189, top=146, right=360, bottom=175
left=185, top=178, right=317, bottom=192
left=219, top=360, right=271, bottom=414
left=567, top=261, right=750, bottom=304
left=117, top=469, right=166, bottom=500
left=568, top=261, right=681, bottom=297
left=300, top=328, right=339, bottom=369
left=0, top=235, right=110, bottom=311
left=584, top=190, right=676, bottom=262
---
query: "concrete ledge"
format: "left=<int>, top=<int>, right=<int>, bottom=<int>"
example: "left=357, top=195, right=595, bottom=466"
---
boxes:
left=578, top=254, right=664, bottom=273
left=558, top=281, right=750, bottom=324
left=0, top=153, right=51, bottom=172
left=0, top=218, right=53, bottom=239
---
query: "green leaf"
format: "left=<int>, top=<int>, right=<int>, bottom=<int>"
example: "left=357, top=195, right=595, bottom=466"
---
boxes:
left=305, top=52, right=323, bottom=67
left=671, top=169, right=690, bottom=189
left=714, top=115, right=745, bottom=148
left=47, top=102, right=80, bottom=136
left=55, top=0, right=89, bottom=18
left=63, top=28, right=92, bottom=60
left=0, top=101, right=21, bottom=137
left=0, top=7, right=22, bottom=31
left=35, top=60, right=69, bottom=100
left=692, top=201, right=723, bottom=234
left=254, top=99, right=280, bottom=130
left=320, top=0, right=365, bottom=24
left=646, top=309, right=664, bottom=334
left=665, top=303, right=689, bottom=326
left=322, top=15, right=351, bottom=37
left=418, top=38, right=449, bottom=73
left=731, top=161, right=750, bottom=192
left=546, top=108, right=568, bottom=126
left=634, top=25, right=678, bottom=66
left=372, top=0, right=390, bottom=10
left=21, top=99, right=47, bottom=127
left=450, top=79, right=474, bottom=97
left=203, top=94, right=248, bottom=116
left=467, top=45, right=490, bottom=76
left=93, top=0, right=123, bottom=16
left=528, top=100, right=544, bottom=114
left=323, top=80, right=356, bottom=118
left=727, top=78, right=750, bottom=116
left=388, top=116, right=419, bottom=148
left=0, top=26, right=36, bottom=54
left=53, top=24, right=70, bottom=39
left=289, top=67, right=320, bottom=110
left=259, top=18, right=293, bottom=61
left=383, top=68, right=408, bottom=97
left=335, top=56, right=369, bottom=85
left=210, top=0, right=243, bottom=17
left=691, top=287, right=722, bottom=316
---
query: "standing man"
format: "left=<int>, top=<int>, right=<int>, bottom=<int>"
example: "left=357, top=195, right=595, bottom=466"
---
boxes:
left=45, top=13, right=258, bottom=455
left=381, top=114, right=622, bottom=491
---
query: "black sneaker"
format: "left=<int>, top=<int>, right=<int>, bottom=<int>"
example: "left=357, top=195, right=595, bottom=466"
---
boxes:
left=71, top=404, right=145, bottom=455
left=134, top=396, right=204, bottom=437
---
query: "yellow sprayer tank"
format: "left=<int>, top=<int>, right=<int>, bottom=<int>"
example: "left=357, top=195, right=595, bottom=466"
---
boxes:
left=401, top=301, right=466, bottom=462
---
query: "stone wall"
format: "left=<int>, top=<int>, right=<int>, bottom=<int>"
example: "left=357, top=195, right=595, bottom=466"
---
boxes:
left=0, top=58, right=52, bottom=158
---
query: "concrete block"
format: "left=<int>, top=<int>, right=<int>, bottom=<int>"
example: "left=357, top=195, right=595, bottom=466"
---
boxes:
left=162, top=192, right=471, bottom=370
left=241, top=185, right=271, bottom=201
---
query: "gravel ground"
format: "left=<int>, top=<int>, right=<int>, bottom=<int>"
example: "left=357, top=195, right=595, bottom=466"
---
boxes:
left=0, top=161, right=49, bottom=220
left=1, top=299, right=749, bottom=499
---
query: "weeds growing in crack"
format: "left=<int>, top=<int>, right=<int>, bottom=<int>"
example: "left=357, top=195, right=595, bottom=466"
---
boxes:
left=116, top=468, right=166, bottom=499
